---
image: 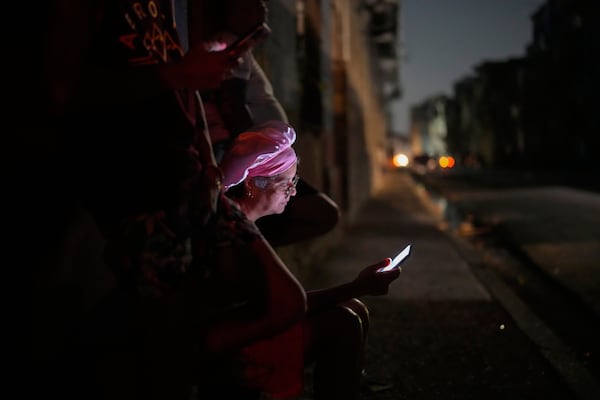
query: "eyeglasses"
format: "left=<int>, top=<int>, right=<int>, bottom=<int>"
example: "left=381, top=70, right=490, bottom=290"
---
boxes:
left=282, top=174, right=300, bottom=196
left=254, top=174, right=299, bottom=196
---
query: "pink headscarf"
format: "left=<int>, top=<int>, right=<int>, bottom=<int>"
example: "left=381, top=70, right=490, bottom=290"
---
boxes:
left=220, top=120, right=298, bottom=190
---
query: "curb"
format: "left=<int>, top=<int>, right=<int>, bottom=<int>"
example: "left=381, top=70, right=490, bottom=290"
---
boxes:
left=448, top=232, right=600, bottom=400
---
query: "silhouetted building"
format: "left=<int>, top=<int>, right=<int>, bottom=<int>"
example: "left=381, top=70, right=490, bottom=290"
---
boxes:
left=474, top=58, right=528, bottom=167
left=525, top=0, right=599, bottom=169
left=409, top=95, right=449, bottom=159
left=421, top=0, right=599, bottom=171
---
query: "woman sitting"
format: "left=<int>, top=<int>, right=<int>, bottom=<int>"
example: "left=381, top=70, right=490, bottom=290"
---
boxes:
left=220, top=120, right=401, bottom=400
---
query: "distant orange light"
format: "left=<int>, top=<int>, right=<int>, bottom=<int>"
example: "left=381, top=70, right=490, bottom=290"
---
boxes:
left=438, top=156, right=455, bottom=169
left=439, top=156, right=449, bottom=168
left=447, top=156, right=455, bottom=168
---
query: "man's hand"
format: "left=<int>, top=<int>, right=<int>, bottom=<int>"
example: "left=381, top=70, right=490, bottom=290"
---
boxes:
left=161, top=45, right=241, bottom=91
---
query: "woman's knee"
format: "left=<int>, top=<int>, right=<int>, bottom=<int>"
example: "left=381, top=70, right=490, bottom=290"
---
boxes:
left=307, top=300, right=370, bottom=351
left=341, top=298, right=369, bottom=334
left=328, top=303, right=363, bottom=341
left=343, top=299, right=369, bottom=323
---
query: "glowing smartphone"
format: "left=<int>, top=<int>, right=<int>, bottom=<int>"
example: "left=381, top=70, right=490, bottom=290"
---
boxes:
left=378, top=244, right=411, bottom=272
left=226, top=22, right=271, bottom=57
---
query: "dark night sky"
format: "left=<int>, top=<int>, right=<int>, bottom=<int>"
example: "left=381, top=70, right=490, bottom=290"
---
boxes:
left=392, top=0, right=545, bottom=134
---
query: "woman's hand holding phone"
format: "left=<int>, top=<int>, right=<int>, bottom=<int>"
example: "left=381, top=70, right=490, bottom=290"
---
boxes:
left=353, top=258, right=402, bottom=296
left=377, top=244, right=411, bottom=272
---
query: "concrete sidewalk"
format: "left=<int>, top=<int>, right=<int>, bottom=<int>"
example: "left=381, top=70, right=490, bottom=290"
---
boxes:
left=298, top=171, right=598, bottom=400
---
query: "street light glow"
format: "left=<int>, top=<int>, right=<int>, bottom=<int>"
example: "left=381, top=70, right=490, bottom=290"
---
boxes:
left=439, top=156, right=455, bottom=169
left=393, top=153, right=409, bottom=167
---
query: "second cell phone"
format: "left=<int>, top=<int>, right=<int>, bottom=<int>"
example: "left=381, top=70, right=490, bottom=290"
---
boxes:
left=378, top=244, right=411, bottom=272
left=226, top=22, right=271, bottom=57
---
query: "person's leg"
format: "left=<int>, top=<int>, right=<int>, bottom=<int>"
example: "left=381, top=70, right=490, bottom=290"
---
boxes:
left=304, top=301, right=368, bottom=400
left=342, top=300, right=393, bottom=394
left=342, top=298, right=370, bottom=369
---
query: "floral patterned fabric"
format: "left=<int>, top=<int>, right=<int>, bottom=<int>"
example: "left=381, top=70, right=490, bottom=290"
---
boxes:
left=106, top=193, right=261, bottom=299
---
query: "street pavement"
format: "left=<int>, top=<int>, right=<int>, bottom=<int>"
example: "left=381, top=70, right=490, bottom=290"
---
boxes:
left=414, top=167, right=600, bottom=321
left=298, top=170, right=600, bottom=400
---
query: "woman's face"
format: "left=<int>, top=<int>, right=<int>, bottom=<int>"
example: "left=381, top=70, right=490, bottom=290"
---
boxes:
left=251, top=164, right=298, bottom=218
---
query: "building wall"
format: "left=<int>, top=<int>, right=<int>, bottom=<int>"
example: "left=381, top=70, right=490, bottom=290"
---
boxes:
left=253, top=0, right=398, bottom=280
left=261, top=0, right=391, bottom=224
left=343, top=0, right=390, bottom=222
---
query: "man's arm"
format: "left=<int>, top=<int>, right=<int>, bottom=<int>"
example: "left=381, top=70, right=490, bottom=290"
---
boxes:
left=245, top=52, right=289, bottom=123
